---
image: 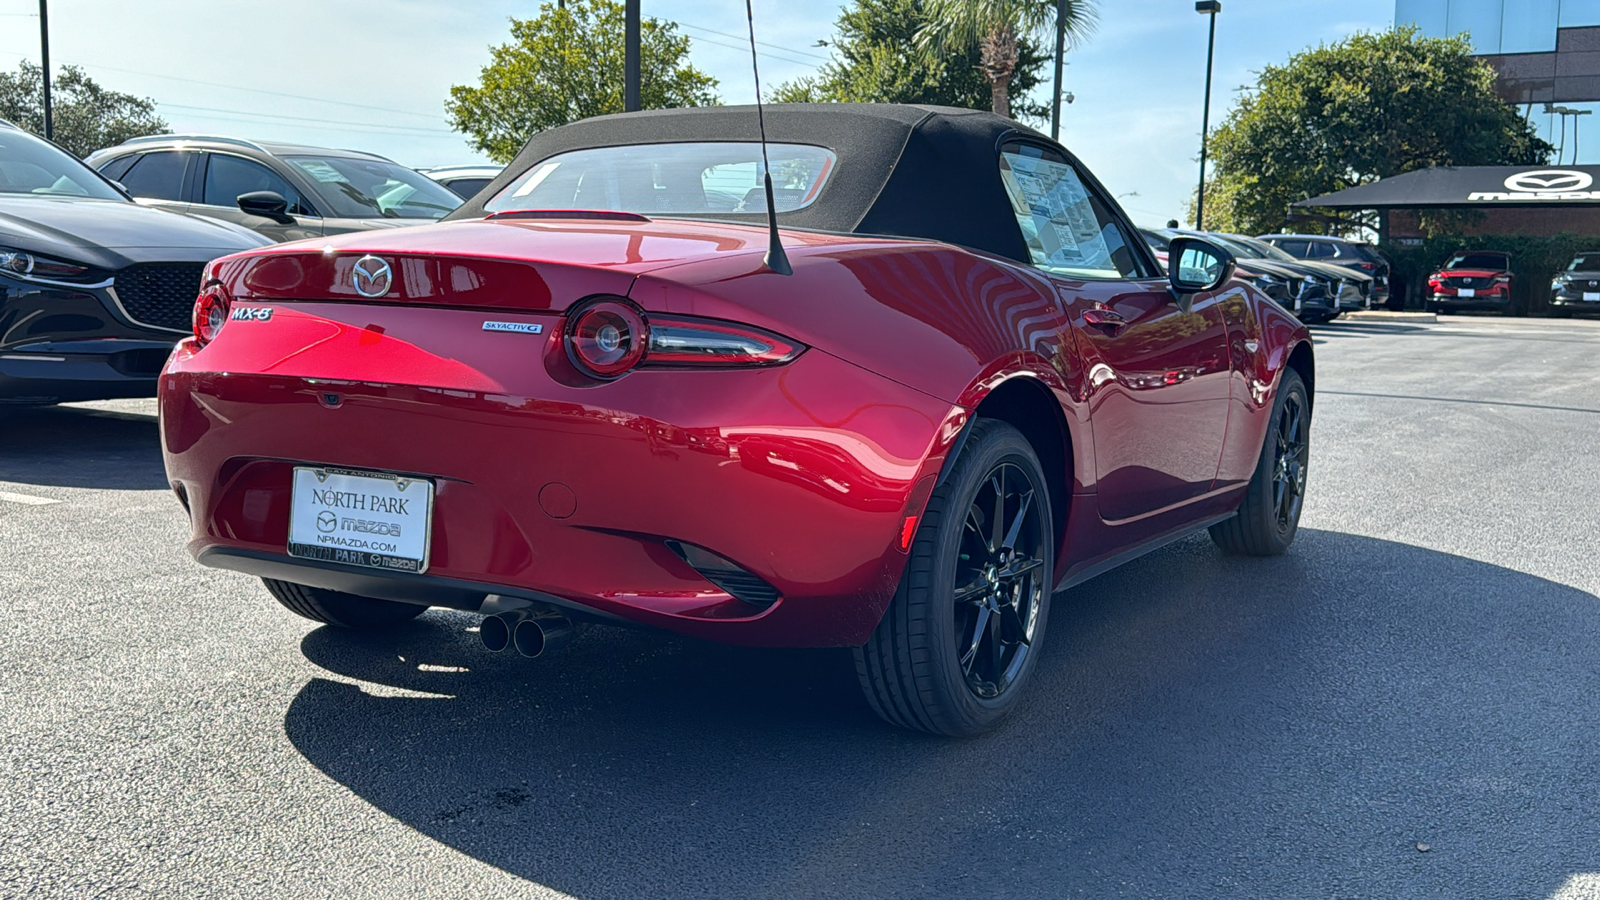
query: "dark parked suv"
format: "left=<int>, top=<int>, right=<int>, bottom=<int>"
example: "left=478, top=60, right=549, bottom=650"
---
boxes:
left=1550, top=251, right=1600, bottom=318
left=0, top=121, right=267, bottom=404
left=1258, top=233, right=1391, bottom=307
left=85, top=135, right=463, bottom=242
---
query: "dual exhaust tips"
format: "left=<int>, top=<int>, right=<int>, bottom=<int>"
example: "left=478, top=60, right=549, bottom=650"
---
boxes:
left=479, top=610, right=573, bottom=658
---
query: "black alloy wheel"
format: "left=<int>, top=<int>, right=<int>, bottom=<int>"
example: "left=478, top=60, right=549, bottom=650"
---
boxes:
left=1269, top=389, right=1309, bottom=533
left=1210, top=368, right=1310, bottom=556
left=952, top=461, right=1047, bottom=699
left=855, top=419, right=1055, bottom=736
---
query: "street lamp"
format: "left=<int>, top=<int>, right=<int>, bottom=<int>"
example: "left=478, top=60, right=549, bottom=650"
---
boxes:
left=1194, top=0, right=1221, bottom=230
left=624, top=0, right=641, bottom=112
left=39, top=0, right=52, bottom=141
left=1050, top=0, right=1067, bottom=141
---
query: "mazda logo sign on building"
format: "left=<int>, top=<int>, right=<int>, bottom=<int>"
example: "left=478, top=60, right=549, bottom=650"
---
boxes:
left=1470, top=169, right=1600, bottom=201
left=1502, top=169, right=1594, bottom=192
left=351, top=255, right=393, bottom=298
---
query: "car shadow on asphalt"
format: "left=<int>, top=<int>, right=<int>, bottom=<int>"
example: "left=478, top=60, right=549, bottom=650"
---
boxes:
left=284, top=529, right=1600, bottom=899
left=0, top=404, right=168, bottom=490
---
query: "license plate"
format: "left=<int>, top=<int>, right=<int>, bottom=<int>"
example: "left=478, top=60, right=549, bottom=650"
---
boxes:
left=288, top=467, right=434, bottom=573
left=1458, top=288, right=1475, bottom=297
left=1584, top=292, right=1600, bottom=301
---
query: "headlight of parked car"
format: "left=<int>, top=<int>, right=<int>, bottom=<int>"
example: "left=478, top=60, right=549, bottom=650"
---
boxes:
left=0, top=247, right=93, bottom=284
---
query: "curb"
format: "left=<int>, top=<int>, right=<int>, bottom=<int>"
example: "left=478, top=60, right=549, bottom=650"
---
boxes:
left=1342, top=311, right=1438, bottom=323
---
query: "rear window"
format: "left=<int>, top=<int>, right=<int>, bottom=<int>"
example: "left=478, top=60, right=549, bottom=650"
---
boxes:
left=484, top=142, right=837, bottom=216
left=1445, top=253, right=1509, bottom=271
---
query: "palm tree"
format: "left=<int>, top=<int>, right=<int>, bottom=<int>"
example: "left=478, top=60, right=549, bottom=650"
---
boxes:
left=915, top=0, right=1097, bottom=120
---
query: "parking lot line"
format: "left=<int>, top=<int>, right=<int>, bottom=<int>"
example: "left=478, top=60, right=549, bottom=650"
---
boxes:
left=0, top=491, right=60, bottom=506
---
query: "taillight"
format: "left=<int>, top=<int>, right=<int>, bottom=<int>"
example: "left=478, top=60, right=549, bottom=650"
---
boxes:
left=565, top=299, right=648, bottom=378
left=1358, top=262, right=1376, bottom=270
left=645, top=316, right=802, bottom=367
left=562, top=298, right=805, bottom=379
left=193, top=284, right=231, bottom=346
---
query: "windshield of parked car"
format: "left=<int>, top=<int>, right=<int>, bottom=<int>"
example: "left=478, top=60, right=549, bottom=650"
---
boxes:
left=484, top=142, right=838, bottom=216
left=1445, top=253, right=1508, bottom=270
left=285, top=155, right=462, bottom=219
left=0, top=129, right=124, bottom=200
left=1568, top=253, right=1600, bottom=270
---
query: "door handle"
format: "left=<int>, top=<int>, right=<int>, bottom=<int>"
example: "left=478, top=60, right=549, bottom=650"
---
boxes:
left=1083, top=309, right=1128, bottom=329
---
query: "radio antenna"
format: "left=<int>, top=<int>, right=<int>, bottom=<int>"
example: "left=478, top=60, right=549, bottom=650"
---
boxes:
left=744, top=0, right=793, bottom=276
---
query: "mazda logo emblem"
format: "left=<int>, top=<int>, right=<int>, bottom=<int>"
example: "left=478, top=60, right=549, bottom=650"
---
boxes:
left=1503, top=169, right=1594, bottom=192
left=316, top=511, right=338, bottom=533
left=351, top=255, right=393, bottom=298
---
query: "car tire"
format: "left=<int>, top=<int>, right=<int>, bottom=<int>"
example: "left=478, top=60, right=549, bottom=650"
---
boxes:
left=262, top=578, right=427, bottom=630
left=854, top=419, right=1055, bottom=736
left=1209, top=368, right=1310, bottom=557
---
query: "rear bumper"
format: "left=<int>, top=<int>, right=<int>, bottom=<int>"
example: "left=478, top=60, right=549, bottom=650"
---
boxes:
left=160, top=316, right=959, bottom=647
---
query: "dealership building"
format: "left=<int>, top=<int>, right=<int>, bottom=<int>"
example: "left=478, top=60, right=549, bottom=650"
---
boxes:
left=1397, top=0, right=1600, bottom=160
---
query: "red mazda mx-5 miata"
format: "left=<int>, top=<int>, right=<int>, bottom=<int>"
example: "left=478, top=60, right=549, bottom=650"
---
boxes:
left=160, top=105, right=1313, bottom=735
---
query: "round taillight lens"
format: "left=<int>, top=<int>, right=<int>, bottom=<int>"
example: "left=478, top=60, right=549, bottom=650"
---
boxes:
left=565, top=300, right=647, bottom=378
left=193, top=286, right=231, bottom=346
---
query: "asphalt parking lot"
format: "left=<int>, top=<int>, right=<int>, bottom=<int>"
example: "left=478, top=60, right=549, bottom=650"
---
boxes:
left=3, top=315, right=1600, bottom=899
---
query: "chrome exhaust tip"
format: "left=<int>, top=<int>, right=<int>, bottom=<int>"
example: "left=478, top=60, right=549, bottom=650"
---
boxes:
left=512, top=613, right=574, bottom=659
left=479, top=612, right=517, bottom=653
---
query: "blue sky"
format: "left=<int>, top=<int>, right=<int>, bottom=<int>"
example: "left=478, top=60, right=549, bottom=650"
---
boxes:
left=0, top=0, right=1395, bottom=224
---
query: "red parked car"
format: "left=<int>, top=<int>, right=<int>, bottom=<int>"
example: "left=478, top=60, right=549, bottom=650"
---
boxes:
left=160, top=105, right=1314, bottom=735
left=1428, top=250, right=1517, bottom=315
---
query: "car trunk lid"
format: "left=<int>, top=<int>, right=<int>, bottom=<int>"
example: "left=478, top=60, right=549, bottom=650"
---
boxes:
left=211, top=216, right=859, bottom=313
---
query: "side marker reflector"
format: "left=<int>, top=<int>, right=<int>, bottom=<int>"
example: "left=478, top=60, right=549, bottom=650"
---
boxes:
left=900, top=516, right=919, bottom=551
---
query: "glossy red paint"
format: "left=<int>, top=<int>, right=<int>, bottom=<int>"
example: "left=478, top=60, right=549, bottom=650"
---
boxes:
left=162, top=216, right=1310, bottom=647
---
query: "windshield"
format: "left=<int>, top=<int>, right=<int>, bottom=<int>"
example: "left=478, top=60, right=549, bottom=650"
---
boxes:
left=484, top=142, right=838, bottom=217
left=285, top=155, right=462, bottom=220
left=1569, top=253, right=1600, bottom=270
left=1445, top=252, right=1508, bottom=271
left=0, top=129, right=124, bottom=200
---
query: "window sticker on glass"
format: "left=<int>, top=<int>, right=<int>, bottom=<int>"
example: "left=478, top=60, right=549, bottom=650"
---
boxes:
left=292, top=160, right=347, bottom=183
left=998, top=151, right=1118, bottom=277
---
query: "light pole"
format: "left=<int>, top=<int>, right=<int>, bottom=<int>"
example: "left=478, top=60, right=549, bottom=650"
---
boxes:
left=39, top=0, right=52, bottom=141
left=1194, top=0, right=1221, bottom=230
left=624, top=0, right=641, bottom=112
left=1050, top=0, right=1066, bottom=141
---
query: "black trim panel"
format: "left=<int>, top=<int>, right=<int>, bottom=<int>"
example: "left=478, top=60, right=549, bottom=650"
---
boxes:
left=197, top=546, right=630, bottom=624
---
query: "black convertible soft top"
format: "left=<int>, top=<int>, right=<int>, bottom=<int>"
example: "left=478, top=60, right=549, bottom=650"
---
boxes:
left=443, top=103, right=1064, bottom=264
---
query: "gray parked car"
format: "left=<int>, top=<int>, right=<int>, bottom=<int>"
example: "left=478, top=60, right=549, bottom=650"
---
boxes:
left=418, top=165, right=503, bottom=200
left=1258, top=233, right=1391, bottom=307
left=1551, top=251, right=1600, bottom=318
left=85, top=135, right=463, bottom=242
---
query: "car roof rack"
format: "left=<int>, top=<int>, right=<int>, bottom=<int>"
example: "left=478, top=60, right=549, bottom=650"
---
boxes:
left=115, top=134, right=268, bottom=152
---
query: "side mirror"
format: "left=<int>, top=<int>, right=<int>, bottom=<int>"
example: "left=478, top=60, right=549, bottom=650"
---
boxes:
left=1167, top=236, right=1235, bottom=310
left=237, top=191, right=295, bottom=225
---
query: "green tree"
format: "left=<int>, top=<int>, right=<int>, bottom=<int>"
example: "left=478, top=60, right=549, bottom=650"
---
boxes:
left=1194, top=26, right=1553, bottom=235
left=771, top=0, right=1053, bottom=121
left=914, top=0, right=1096, bottom=119
left=0, top=62, right=167, bottom=158
left=447, top=0, right=719, bottom=164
